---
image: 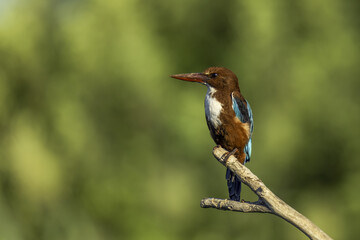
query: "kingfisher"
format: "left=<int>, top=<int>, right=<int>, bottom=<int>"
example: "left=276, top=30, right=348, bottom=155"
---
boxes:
left=171, top=67, right=253, bottom=201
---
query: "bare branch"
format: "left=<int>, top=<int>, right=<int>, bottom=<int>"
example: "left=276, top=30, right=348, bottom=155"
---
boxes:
left=200, top=146, right=332, bottom=240
left=200, top=198, right=272, bottom=213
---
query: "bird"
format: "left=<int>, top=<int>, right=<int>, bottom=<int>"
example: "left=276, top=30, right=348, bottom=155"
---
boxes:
left=171, top=67, right=253, bottom=201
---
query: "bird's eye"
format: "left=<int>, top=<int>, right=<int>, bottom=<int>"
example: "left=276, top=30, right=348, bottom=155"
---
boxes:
left=210, top=73, right=218, bottom=78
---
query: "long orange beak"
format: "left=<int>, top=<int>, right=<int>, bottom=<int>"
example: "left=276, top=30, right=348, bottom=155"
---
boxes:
left=170, top=72, right=208, bottom=84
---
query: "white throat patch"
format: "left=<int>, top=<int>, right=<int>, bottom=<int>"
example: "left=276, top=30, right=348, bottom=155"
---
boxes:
left=204, top=87, right=223, bottom=128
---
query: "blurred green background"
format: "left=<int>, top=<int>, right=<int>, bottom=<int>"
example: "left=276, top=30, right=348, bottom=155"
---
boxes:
left=1, top=0, right=359, bottom=239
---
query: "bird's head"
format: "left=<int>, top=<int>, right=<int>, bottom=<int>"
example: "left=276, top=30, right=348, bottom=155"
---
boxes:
left=171, top=67, right=239, bottom=91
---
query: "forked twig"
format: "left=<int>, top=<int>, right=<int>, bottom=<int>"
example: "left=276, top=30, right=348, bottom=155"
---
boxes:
left=200, top=146, right=332, bottom=240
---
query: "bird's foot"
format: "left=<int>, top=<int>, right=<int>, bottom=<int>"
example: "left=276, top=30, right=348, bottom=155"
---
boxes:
left=220, top=148, right=239, bottom=163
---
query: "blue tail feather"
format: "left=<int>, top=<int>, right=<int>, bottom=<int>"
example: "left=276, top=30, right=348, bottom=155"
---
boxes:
left=226, top=168, right=241, bottom=201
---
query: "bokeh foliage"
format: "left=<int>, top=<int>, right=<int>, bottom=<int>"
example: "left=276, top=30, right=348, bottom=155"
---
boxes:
left=0, top=0, right=359, bottom=239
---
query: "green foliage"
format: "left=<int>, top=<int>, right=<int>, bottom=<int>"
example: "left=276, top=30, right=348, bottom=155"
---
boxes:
left=0, top=0, right=359, bottom=239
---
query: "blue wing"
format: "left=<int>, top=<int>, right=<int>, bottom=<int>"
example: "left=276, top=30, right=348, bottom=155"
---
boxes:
left=232, top=93, right=254, bottom=163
